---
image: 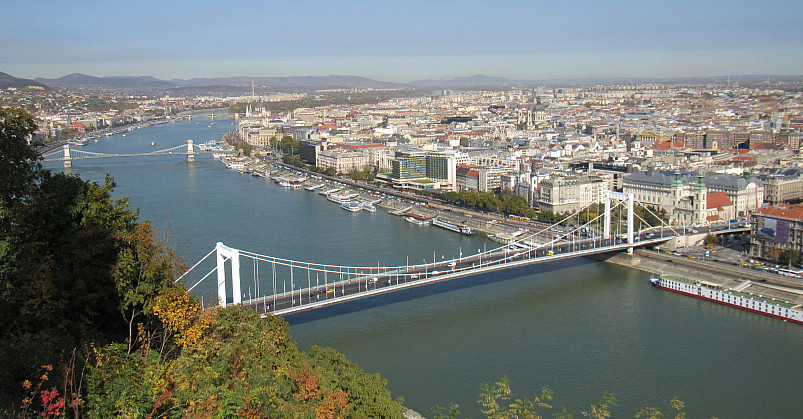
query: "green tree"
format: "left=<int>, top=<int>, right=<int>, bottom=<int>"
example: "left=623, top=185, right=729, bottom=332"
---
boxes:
left=779, top=249, right=800, bottom=266
left=505, top=195, right=529, bottom=215
left=0, top=108, right=185, bottom=411
left=0, top=107, right=40, bottom=206
left=443, top=191, right=459, bottom=203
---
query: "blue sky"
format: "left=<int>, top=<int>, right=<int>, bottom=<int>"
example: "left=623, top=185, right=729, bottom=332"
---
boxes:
left=2, top=0, right=801, bottom=82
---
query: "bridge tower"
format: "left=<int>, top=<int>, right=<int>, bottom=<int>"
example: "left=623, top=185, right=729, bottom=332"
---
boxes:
left=215, top=242, right=242, bottom=307
left=63, top=145, right=72, bottom=168
left=603, top=191, right=634, bottom=245
left=186, top=140, right=195, bottom=162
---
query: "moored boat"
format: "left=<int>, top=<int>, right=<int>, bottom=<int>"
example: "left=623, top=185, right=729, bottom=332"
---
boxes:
left=650, top=275, right=803, bottom=324
left=327, top=193, right=359, bottom=204
left=342, top=201, right=363, bottom=212
left=431, top=218, right=474, bottom=235
left=404, top=215, right=429, bottom=225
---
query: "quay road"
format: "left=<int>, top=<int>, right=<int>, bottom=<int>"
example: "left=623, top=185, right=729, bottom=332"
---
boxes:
left=244, top=233, right=678, bottom=316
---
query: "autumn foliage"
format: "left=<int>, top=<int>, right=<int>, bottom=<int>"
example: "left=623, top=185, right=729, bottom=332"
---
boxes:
left=0, top=108, right=403, bottom=417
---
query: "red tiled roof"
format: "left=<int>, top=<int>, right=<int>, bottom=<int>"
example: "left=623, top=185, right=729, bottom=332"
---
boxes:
left=756, top=205, right=803, bottom=220
left=707, top=191, right=732, bottom=209
left=652, top=141, right=684, bottom=150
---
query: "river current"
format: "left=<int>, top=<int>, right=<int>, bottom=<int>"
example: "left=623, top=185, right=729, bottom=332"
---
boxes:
left=46, top=116, right=803, bottom=418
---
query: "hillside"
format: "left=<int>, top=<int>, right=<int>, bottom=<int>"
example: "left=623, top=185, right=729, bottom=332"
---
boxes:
left=0, top=72, right=49, bottom=89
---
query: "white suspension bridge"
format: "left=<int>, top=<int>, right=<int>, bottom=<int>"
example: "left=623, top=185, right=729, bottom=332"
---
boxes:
left=176, top=191, right=749, bottom=317
left=40, top=140, right=230, bottom=167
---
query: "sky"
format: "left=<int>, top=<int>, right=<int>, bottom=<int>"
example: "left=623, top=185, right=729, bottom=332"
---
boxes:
left=2, top=0, right=802, bottom=83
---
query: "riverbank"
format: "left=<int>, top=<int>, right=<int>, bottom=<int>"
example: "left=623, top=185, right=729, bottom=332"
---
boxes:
left=596, top=249, right=803, bottom=306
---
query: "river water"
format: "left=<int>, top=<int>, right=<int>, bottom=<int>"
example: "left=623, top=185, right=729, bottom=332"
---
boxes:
left=46, top=116, right=803, bottom=418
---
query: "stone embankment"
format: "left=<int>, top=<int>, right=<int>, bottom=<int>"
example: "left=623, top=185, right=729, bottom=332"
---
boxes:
left=594, top=249, right=803, bottom=304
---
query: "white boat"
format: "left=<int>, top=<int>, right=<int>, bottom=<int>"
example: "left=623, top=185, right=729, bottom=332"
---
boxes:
left=278, top=180, right=291, bottom=187
left=327, top=193, right=359, bottom=204
left=431, top=218, right=474, bottom=235
left=305, top=183, right=325, bottom=191
left=650, top=275, right=803, bottom=325
left=342, top=202, right=363, bottom=212
left=151, top=141, right=155, bottom=146
left=404, top=216, right=429, bottom=225
left=319, top=188, right=340, bottom=196
left=362, top=203, right=377, bottom=212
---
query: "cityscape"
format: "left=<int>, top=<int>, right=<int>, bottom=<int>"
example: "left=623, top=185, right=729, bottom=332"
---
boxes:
left=3, top=0, right=803, bottom=417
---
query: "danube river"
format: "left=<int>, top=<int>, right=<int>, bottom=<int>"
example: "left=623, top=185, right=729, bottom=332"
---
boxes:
left=47, top=116, right=803, bottom=418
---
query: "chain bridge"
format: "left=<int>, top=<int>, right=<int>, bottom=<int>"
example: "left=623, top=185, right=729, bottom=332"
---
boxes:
left=40, top=140, right=231, bottom=167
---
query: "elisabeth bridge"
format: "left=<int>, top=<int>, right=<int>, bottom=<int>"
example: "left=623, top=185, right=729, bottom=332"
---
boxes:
left=175, top=191, right=749, bottom=317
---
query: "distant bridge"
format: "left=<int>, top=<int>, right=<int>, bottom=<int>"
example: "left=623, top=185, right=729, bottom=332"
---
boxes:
left=176, top=191, right=750, bottom=317
left=40, top=140, right=231, bottom=167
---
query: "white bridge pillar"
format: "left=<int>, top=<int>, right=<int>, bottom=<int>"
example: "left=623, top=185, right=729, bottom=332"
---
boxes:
left=604, top=191, right=635, bottom=245
left=63, top=144, right=72, bottom=168
left=215, top=242, right=242, bottom=307
left=186, top=140, right=195, bottom=162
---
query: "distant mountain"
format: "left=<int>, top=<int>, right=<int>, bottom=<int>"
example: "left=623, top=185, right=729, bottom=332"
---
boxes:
left=0, top=72, right=50, bottom=89
left=33, top=73, right=404, bottom=91
left=35, top=73, right=173, bottom=89
left=408, top=74, right=527, bottom=89
left=173, top=75, right=404, bottom=90
left=409, top=74, right=803, bottom=88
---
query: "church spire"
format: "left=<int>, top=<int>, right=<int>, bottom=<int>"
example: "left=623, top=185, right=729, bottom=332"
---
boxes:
left=694, top=171, right=706, bottom=191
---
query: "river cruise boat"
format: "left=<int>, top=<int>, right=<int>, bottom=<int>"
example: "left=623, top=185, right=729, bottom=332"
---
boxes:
left=327, top=193, right=359, bottom=204
left=341, top=201, right=363, bottom=212
left=650, top=275, right=803, bottom=325
left=431, top=218, right=474, bottom=235
left=319, top=188, right=340, bottom=196
left=404, top=215, right=430, bottom=225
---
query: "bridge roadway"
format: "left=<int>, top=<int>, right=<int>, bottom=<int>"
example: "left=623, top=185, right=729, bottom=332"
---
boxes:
left=243, top=235, right=669, bottom=316
left=243, top=223, right=749, bottom=316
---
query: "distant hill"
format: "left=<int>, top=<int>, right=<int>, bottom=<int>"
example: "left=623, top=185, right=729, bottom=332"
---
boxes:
left=408, top=74, right=527, bottom=89
left=410, top=74, right=803, bottom=89
left=27, top=72, right=803, bottom=92
left=35, top=73, right=173, bottom=89
left=0, top=72, right=50, bottom=89
left=174, top=75, right=405, bottom=90
left=33, top=73, right=405, bottom=91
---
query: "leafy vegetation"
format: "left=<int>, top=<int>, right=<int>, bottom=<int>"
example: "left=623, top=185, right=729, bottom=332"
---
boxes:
left=433, top=376, right=695, bottom=419
left=0, top=107, right=403, bottom=417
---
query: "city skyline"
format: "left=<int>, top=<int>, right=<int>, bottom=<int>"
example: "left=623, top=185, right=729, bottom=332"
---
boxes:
left=3, top=0, right=802, bottom=83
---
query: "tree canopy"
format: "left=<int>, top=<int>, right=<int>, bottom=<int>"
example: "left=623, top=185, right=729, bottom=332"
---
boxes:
left=0, top=107, right=403, bottom=417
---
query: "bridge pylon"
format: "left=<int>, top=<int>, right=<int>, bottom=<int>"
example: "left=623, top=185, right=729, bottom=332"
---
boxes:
left=216, top=242, right=242, bottom=307
left=187, top=140, right=195, bottom=162
left=63, top=145, right=72, bottom=168
left=603, top=191, right=634, bottom=246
